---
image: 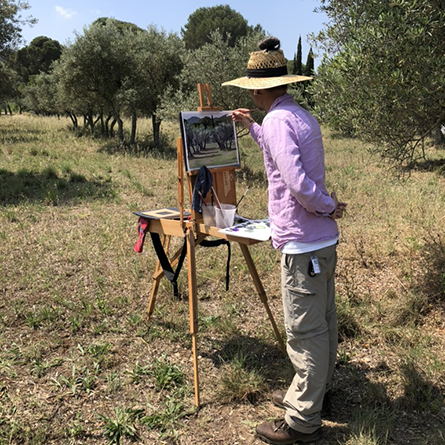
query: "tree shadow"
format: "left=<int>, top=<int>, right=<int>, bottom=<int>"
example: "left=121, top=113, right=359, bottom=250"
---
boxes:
left=97, top=138, right=177, bottom=161
left=415, top=232, right=445, bottom=307
left=411, top=158, right=445, bottom=174
left=0, top=168, right=115, bottom=206
left=0, top=127, right=44, bottom=144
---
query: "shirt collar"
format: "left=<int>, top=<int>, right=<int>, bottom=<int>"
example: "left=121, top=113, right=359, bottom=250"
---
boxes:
left=268, top=93, right=292, bottom=113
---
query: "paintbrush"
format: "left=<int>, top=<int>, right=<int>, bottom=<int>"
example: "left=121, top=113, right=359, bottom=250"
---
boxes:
left=196, top=190, right=207, bottom=206
left=235, top=187, right=249, bottom=209
left=211, top=186, right=222, bottom=209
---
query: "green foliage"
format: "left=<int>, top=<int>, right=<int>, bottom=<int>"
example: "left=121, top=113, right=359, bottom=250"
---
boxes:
left=181, top=5, right=250, bottom=50
left=99, top=407, right=144, bottom=444
left=0, top=62, right=18, bottom=103
left=51, top=19, right=184, bottom=144
left=293, top=36, right=303, bottom=75
left=142, top=396, right=186, bottom=435
left=0, top=0, right=36, bottom=57
left=313, top=0, right=445, bottom=170
left=217, top=353, right=266, bottom=403
left=151, top=356, right=185, bottom=391
left=15, top=36, right=62, bottom=82
left=22, top=71, right=60, bottom=115
left=304, top=47, right=315, bottom=77
left=159, top=30, right=265, bottom=120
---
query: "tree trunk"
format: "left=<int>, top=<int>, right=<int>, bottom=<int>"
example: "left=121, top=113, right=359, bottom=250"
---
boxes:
left=130, top=110, right=137, bottom=145
left=105, top=113, right=113, bottom=137
left=100, top=113, right=105, bottom=135
left=152, top=114, right=161, bottom=147
left=109, top=118, right=116, bottom=138
left=68, top=113, right=78, bottom=129
left=116, top=116, right=124, bottom=143
left=432, top=125, right=445, bottom=146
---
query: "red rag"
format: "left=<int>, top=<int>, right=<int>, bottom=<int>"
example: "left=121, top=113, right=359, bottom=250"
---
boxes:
left=134, top=217, right=149, bottom=253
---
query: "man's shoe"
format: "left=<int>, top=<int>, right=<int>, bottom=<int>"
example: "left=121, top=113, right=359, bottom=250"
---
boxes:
left=272, top=390, right=332, bottom=417
left=256, top=419, right=322, bottom=444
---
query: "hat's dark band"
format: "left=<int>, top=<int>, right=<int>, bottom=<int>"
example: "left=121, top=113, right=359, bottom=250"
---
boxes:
left=246, top=66, right=288, bottom=78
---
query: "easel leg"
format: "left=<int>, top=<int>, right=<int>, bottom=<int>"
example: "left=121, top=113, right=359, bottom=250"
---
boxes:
left=146, top=235, right=171, bottom=319
left=186, top=228, right=200, bottom=407
left=239, top=243, right=286, bottom=354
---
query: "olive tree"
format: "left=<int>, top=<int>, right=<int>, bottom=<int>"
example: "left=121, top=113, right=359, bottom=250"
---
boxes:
left=124, top=26, right=183, bottom=145
left=56, top=19, right=183, bottom=144
left=55, top=21, right=134, bottom=140
left=312, top=0, right=445, bottom=169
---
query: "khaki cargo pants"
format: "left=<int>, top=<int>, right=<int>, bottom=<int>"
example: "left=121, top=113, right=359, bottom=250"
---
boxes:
left=280, top=244, right=338, bottom=434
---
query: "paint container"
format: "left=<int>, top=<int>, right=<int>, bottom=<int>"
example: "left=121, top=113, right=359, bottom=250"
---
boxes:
left=215, top=204, right=236, bottom=228
left=202, top=205, right=217, bottom=227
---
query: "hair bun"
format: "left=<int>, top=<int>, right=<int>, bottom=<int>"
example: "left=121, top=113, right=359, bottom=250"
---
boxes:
left=258, top=37, right=280, bottom=52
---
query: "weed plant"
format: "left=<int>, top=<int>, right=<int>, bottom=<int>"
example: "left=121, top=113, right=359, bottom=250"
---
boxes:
left=0, top=114, right=444, bottom=444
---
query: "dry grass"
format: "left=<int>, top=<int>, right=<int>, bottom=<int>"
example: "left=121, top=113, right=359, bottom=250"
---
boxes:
left=0, top=114, right=444, bottom=444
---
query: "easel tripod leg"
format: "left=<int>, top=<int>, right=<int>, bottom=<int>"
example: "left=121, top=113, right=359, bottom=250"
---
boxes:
left=146, top=236, right=171, bottom=320
left=186, top=228, right=200, bottom=407
left=239, top=244, right=286, bottom=354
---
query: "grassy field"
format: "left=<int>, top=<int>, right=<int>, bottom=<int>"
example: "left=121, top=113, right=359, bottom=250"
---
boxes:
left=0, top=114, right=444, bottom=445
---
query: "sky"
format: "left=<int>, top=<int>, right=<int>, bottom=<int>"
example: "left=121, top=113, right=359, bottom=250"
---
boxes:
left=19, top=0, right=328, bottom=64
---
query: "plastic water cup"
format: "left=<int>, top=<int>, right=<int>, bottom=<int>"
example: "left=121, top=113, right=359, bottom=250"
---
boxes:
left=215, top=204, right=236, bottom=228
left=202, top=205, right=217, bottom=226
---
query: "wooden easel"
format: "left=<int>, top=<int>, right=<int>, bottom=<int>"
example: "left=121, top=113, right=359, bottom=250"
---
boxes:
left=145, top=84, right=285, bottom=408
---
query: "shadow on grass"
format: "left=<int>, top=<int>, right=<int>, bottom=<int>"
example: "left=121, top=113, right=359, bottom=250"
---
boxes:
left=203, top=334, right=292, bottom=385
left=326, top=357, right=443, bottom=442
left=204, top=329, right=443, bottom=439
left=412, top=158, right=445, bottom=175
left=415, top=232, right=445, bottom=306
left=98, top=139, right=177, bottom=161
left=0, top=127, right=45, bottom=144
left=0, top=168, right=116, bottom=206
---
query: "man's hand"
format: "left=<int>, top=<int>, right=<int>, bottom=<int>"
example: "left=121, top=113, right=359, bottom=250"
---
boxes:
left=329, top=191, right=347, bottom=220
left=232, top=108, right=255, bottom=130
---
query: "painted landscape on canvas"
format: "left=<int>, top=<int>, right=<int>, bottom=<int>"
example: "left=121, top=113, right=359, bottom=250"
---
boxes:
left=180, top=111, right=240, bottom=171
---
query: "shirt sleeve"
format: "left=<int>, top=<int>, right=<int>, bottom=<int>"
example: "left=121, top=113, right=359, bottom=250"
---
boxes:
left=249, top=122, right=262, bottom=147
left=263, top=116, right=335, bottom=215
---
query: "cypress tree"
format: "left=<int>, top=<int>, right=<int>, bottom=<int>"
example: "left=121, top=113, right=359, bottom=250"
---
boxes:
left=304, top=47, right=315, bottom=77
left=293, top=36, right=303, bottom=75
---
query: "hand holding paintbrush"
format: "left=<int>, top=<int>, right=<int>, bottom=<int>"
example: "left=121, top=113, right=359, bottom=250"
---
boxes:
left=231, top=108, right=259, bottom=130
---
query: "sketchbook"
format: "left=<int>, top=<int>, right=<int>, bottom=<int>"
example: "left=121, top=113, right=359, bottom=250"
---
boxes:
left=133, top=208, right=191, bottom=220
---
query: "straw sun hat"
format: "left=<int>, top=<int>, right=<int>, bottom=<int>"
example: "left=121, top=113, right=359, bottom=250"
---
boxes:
left=222, top=37, right=312, bottom=90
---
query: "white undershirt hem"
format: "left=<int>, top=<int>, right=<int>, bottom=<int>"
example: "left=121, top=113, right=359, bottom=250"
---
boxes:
left=281, top=237, right=339, bottom=254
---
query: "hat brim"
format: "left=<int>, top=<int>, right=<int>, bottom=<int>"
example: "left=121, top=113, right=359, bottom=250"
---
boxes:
left=222, top=74, right=312, bottom=90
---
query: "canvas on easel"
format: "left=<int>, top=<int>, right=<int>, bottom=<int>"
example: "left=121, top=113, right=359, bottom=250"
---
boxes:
left=178, top=84, right=240, bottom=211
left=179, top=110, right=240, bottom=172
